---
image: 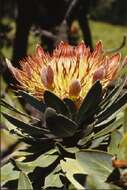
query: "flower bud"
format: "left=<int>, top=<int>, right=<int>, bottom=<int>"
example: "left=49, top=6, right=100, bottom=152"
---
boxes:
left=69, top=79, right=81, bottom=97
left=36, top=44, right=44, bottom=57
left=93, top=67, right=105, bottom=82
left=40, top=65, right=54, bottom=88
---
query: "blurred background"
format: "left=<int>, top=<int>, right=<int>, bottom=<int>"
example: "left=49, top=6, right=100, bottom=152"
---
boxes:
left=0, top=0, right=127, bottom=62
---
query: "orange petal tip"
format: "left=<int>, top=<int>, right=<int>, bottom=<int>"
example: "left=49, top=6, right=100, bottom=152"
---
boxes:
left=36, top=44, right=44, bottom=57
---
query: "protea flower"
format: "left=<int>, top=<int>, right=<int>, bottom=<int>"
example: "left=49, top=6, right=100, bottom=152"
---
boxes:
left=6, top=41, right=121, bottom=105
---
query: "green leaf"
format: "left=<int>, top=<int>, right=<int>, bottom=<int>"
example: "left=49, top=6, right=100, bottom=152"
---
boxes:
left=1, top=140, right=20, bottom=160
left=108, top=131, right=122, bottom=157
left=94, top=115, right=123, bottom=139
left=100, top=78, right=126, bottom=110
left=100, top=85, right=120, bottom=109
left=2, top=112, right=46, bottom=137
left=64, top=98, right=77, bottom=120
left=76, top=150, right=113, bottom=182
left=44, top=165, right=63, bottom=188
left=123, top=107, right=127, bottom=133
left=60, top=158, right=87, bottom=189
left=19, top=90, right=45, bottom=112
left=46, top=114, right=78, bottom=138
left=94, top=115, right=116, bottom=130
left=78, top=133, right=93, bottom=146
left=77, top=81, right=102, bottom=124
left=96, top=92, right=127, bottom=124
left=1, top=99, right=30, bottom=118
left=1, top=162, right=19, bottom=186
left=15, top=151, right=58, bottom=173
left=44, top=107, right=57, bottom=119
left=44, top=90, right=69, bottom=116
left=86, top=175, right=121, bottom=190
left=90, top=135, right=108, bottom=149
left=56, top=144, right=79, bottom=155
left=55, top=143, right=76, bottom=158
left=30, top=152, right=58, bottom=168
left=18, top=171, right=33, bottom=190
left=119, top=133, right=127, bottom=160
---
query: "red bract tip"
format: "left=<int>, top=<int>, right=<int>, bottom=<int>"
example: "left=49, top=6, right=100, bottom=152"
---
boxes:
left=36, top=44, right=44, bottom=57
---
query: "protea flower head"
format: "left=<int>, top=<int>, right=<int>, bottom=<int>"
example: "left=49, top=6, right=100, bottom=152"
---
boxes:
left=6, top=41, right=122, bottom=103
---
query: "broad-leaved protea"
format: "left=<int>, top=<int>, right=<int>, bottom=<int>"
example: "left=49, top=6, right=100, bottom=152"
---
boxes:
left=1, top=41, right=127, bottom=190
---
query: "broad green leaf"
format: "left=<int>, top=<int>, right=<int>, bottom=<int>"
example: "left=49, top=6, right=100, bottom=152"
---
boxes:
left=78, top=133, right=93, bottom=146
left=96, top=92, right=127, bottom=124
left=1, top=99, right=30, bottom=118
left=86, top=175, right=121, bottom=190
left=1, top=140, right=20, bottom=161
left=100, top=84, right=120, bottom=108
left=46, top=114, right=78, bottom=137
left=65, top=147, right=79, bottom=153
left=77, top=81, right=102, bottom=124
left=119, top=133, right=127, bottom=159
left=18, top=171, right=33, bottom=190
left=44, top=107, right=57, bottom=119
left=44, top=90, right=69, bottom=116
left=1, top=129, right=18, bottom=151
left=123, top=107, right=127, bottom=133
left=55, top=143, right=77, bottom=158
left=19, top=90, right=45, bottom=112
left=60, top=158, right=87, bottom=189
left=95, top=115, right=116, bottom=129
left=14, top=151, right=33, bottom=157
left=76, top=150, right=113, bottom=182
left=64, top=98, right=77, bottom=120
left=108, top=131, right=122, bottom=157
left=1, top=77, right=26, bottom=113
left=94, top=115, right=123, bottom=139
left=82, top=123, right=94, bottom=137
left=90, top=135, right=108, bottom=148
left=1, top=162, right=19, bottom=186
left=2, top=112, right=46, bottom=137
left=44, top=165, right=63, bottom=188
left=100, top=78, right=126, bottom=110
left=1, top=130, right=27, bottom=162
left=33, top=152, right=58, bottom=168
left=15, top=151, right=58, bottom=173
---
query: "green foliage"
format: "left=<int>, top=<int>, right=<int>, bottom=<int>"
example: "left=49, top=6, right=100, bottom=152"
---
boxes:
left=46, top=114, right=78, bottom=138
left=44, top=90, right=70, bottom=116
left=60, top=158, right=87, bottom=189
left=44, top=165, right=63, bottom=189
left=2, top=112, right=46, bottom=137
left=19, top=90, right=46, bottom=112
left=1, top=79, right=127, bottom=189
left=18, top=172, right=33, bottom=190
left=76, top=150, right=122, bottom=189
left=77, top=81, right=102, bottom=124
left=1, top=162, right=20, bottom=186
